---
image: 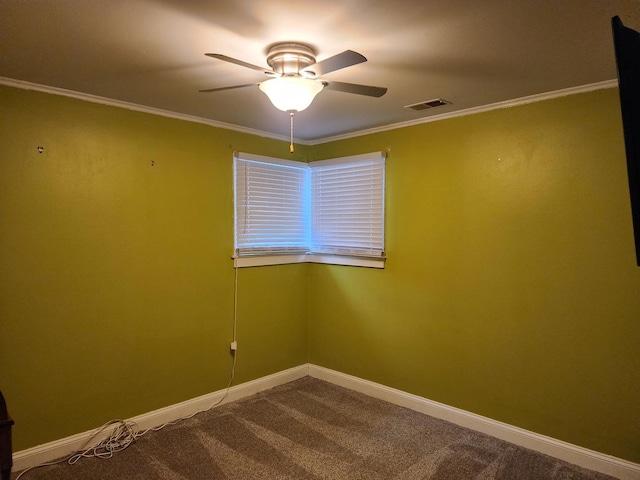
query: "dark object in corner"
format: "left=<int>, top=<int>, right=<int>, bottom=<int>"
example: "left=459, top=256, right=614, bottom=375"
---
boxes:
left=612, top=16, right=640, bottom=266
left=0, top=390, right=13, bottom=480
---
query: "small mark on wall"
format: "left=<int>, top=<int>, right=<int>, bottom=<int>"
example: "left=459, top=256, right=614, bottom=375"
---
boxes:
left=37, top=146, right=44, bottom=154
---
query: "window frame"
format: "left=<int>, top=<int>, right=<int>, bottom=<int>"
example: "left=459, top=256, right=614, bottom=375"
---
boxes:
left=233, top=151, right=386, bottom=269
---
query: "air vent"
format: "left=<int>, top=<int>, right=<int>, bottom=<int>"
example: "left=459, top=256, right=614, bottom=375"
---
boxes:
left=405, top=98, right=452, bottom=111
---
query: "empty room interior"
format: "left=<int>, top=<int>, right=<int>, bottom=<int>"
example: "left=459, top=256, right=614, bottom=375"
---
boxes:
left=1, top=1, right=639, bottom=479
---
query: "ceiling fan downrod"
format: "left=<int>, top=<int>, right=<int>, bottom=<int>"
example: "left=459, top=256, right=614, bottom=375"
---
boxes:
left=289, top=112, right=295, bottom=153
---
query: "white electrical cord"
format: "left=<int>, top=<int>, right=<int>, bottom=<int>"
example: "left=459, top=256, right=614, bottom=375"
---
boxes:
left=15, top=266, right=240, bottom=480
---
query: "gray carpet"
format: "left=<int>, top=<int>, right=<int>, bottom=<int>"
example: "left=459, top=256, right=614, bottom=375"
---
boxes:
left=14, top=377, right=618, bottom=479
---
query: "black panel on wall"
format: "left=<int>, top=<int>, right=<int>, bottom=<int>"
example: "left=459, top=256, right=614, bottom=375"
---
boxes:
left=612, top=16, right=640, bottom=266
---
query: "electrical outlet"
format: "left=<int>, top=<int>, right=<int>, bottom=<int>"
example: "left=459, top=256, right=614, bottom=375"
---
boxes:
left=230, top=341, right=237, bottom=352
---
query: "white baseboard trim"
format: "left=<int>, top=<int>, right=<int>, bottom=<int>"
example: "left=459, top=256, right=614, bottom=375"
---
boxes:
left=308, top=364, right=640, bottom=480
left=13, top=364, right=309, bottom=472
left=13, top=364, right=640, bottom=479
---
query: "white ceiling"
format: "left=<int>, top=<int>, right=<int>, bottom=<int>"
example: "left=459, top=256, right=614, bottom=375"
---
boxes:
left=1, top=0, right=639, bottom=142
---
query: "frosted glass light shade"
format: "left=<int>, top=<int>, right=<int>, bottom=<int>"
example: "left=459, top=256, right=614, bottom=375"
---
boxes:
left=259, top=76, right=324, bottom=112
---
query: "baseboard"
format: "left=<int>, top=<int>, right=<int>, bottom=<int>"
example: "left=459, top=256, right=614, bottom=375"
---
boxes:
left=308, top=365, right=640, bottom=480
left=14, top=364, right=640, bottom=479
left=12, top=364, right=309, bottom=472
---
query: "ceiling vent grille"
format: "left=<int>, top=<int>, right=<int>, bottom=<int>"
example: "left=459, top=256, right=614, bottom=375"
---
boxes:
left=405, top=98, right=451, bottom=111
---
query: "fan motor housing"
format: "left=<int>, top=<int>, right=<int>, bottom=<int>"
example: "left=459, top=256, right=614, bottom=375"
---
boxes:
left=265, top=43, right=316, bottom=76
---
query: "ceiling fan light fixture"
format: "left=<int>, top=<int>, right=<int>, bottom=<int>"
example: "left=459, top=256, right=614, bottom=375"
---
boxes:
left=259, top=76, right=324, bottom=112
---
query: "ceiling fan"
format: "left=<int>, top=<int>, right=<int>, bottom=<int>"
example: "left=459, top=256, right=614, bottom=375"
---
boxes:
left=200, top=42, right=387, bottom=152
left=200, top=42, right=387, bottom=111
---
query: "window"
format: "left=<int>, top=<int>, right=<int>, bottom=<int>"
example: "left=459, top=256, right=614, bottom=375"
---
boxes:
left=234, top=154, right=309, bottom=256
left=310, top=155, right=385, bottom=257
left=234, top=151, right=386, bottom=268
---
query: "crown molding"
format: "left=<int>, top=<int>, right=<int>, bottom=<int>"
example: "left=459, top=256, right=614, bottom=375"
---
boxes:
left=311, top=79, right=619, bottom=145
left=1, top=76, right=617, bottom=147
left=0, top=76, right=306, bottom=145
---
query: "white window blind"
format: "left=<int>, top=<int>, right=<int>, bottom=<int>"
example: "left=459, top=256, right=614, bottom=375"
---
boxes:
left=234, top=153, right=309, bottom=255
left=234, top=151, right=385, bottom=263
left=310, top=153, right=385, bottom=257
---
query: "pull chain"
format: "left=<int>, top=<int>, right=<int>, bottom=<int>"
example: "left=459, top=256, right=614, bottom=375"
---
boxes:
left=289, top=111, right=295, bottom=153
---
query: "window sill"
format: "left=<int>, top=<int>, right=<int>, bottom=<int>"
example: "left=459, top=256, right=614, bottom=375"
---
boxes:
left=233, top=254, right=385, bottom=269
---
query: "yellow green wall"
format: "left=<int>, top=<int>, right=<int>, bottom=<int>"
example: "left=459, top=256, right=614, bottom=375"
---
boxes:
left=0, top=86, right=309, bottom=450
left=1, top=85, right=639, bottom=464
left=309, top=88, right=640, bottom=463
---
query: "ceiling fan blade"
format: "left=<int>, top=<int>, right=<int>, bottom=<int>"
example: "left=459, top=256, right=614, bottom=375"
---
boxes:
left=199, top=83, right=257, bottom=93
left=322, top=80, right=387, bottom=98
left=302, top=50, right=366, bottom=77
left=205, top=53, right=276, bottom=75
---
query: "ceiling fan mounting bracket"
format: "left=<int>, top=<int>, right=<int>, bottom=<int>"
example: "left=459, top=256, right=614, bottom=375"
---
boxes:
left=265, top=42, right=317, bottom=76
